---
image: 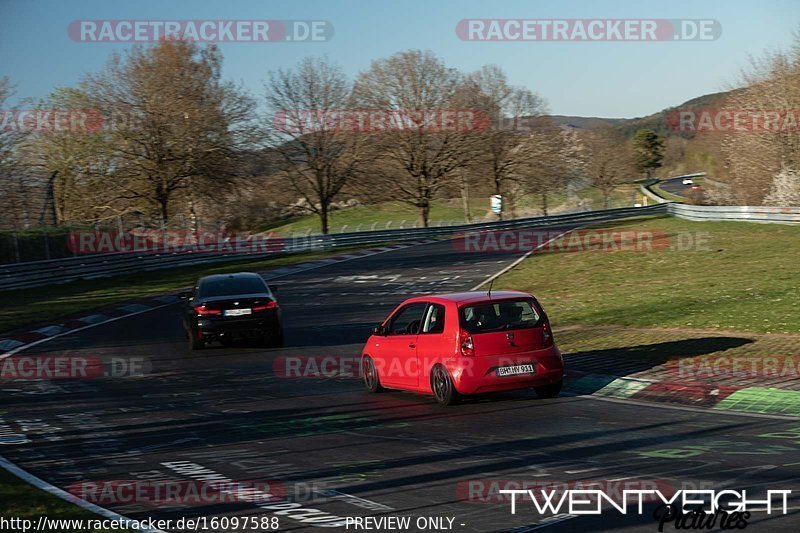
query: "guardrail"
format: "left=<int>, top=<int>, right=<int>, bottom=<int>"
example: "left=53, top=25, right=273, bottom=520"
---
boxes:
left=668, top=204, right=800, bottom=224
left=0, top=204, right=668, bottom=291
left=640, top=181, right=669, bottom=204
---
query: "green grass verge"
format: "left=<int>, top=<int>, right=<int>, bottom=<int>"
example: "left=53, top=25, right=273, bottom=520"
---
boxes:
left=0, top=469, right=133, bottom=532
left=266, top=187, right=641, bottom=234
left=499, top=215, right=800, bottom=334
left=0, top=246, right=368, bottom=334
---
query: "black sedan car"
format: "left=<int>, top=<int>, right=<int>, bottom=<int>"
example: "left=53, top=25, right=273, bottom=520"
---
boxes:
left=182, top=272, right=283, bottom=350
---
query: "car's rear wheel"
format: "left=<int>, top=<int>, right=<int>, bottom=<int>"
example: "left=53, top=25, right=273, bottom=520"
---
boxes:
left=220, top=335, right=235, bottom=347
left=188, top=330, right=205, bottom=351
left=362, top=356, right=384, bottom=393
left=431, top=364, right=460, bottom=406
left=534, top=380, right=562, bottom=399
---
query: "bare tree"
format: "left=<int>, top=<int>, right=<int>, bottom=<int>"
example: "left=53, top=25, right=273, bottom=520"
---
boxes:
left=582, top=127, right=636, bottom=209
left=353, top=50, right=481, bottom=227
left=721, top=30, right=800, bottom=205
left=464, top=65, right=548, bottom=219
left=81, top=39, right=257, bottom=225
left=514, top=126, right=582, bottom=215
left=0, top=78, right=40, bottom=229
left=16, top=87, right=120, bottom=226
left=263, top=57, right=366, bottom=234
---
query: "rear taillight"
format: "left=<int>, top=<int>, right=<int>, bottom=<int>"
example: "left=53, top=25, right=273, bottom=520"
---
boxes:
left=542, top=321, right=553, bottom=346
left=194, top=305, right=221, bottom=316
left=460, top=329, right=474, bottom=356
left=253, top=300, right=278, bottom=312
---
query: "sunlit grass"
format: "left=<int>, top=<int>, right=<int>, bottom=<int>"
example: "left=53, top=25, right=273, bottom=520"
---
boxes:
left=501, top=215, right=800, bottom=334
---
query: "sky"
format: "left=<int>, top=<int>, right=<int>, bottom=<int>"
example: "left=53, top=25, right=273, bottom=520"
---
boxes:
left=0, top=0, right=798, bottom=118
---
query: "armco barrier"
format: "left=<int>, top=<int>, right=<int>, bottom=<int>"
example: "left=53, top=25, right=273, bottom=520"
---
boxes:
left=0, top=204, right=667, bottom=291
left=668, top=203, right=800, bottom=224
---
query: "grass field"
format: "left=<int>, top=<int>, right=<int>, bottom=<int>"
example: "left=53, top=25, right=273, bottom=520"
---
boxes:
left=0, top=470, right=132, bottom=532
left=265, top=186, right=641, bottom=234
left=500, top=215, right=800, bottom=334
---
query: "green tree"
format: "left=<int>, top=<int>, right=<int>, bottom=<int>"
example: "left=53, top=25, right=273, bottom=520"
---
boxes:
left=632, top=129, right=665, bottom=179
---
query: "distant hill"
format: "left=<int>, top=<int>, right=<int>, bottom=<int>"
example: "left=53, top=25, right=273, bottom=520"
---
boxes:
left=542, top=89, right=736, bottom=138
left=546, top=115, right=628, bottom=130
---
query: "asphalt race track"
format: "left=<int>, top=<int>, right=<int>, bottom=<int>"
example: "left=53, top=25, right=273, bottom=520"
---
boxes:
left=2, top=226, right=800, bottom=532
left=658, top=177, right=693, bottom=198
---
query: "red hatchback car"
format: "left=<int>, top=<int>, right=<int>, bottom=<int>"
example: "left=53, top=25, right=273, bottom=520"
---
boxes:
left=361, top=290, right=564, bottom=405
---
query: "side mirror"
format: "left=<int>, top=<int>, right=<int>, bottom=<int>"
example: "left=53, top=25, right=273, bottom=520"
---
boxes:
left=372, top=325, right=386, bottom=336
left=178, top=290, right=191, bottom=300
left=269, top=284, right=279, bottom=293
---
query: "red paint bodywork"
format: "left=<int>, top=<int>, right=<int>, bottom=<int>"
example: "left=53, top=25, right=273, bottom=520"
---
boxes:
left=362, top=290, right=564, bottom=397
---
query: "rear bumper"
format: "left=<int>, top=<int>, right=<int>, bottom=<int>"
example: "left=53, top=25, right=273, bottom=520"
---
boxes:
left=197, top=316, right=281, bottom=338
left=448, top=345, right=564, bottom=395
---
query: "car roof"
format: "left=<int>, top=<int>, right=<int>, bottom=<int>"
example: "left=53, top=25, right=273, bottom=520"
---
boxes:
left=404, top=290, right=532, bottom=306
left=198, top=272, right=265, bottom=283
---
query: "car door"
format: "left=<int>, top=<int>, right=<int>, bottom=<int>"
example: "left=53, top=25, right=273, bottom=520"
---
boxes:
left=377, top=302, right=427, bottom=388
left=413, top=303, right=448, bottom=386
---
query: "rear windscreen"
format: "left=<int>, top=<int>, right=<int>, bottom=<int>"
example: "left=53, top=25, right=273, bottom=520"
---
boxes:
left=459, top=299, right=541, bottom=333
left=199, top=277, right=268, bottom=297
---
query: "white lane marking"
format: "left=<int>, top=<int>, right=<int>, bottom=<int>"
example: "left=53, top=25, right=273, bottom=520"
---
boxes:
left=317, top=488, right=394, bottom=511
left=564, top=467, right=601, bottom=474
left=0, top=455, right=166, bottom=533
left=470, top=227, right=578, bottom=290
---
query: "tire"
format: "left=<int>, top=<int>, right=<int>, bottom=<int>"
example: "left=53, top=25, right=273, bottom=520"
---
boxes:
left=431, top=364, right=460, bottom=406
left=362, top=356, right=384, bottom=393
left=220, top=335, right=235, bottom=347
left=534, top=380, right=562, bottom=399
left=188, top=330, right=205, bottom=351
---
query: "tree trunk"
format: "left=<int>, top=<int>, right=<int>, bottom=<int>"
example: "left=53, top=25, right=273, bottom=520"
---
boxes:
left=159, top=196, right=169, bottom=225
left=541, top=192, right=548, bottom=216
left=320, top=202, right=330, bottom=234
left=461, top=172, right=472, bottom=223
left=419, top=200, right=430, bottom=228
left=603, top=192, right=610, bottom=209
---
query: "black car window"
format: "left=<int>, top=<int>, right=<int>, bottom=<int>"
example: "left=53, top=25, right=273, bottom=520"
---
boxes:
left=421, top=303, right=445, bottom=334
left=460, top=298, right=541, bottom=333
left=388, top=303, right=427, bottom=335
left=198, top=277, right=268, bottom=298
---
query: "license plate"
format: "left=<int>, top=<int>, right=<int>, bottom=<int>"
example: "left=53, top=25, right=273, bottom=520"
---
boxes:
left=224, top=308, right=252, bottom=316
left=496, top=364, right=536, bottom=377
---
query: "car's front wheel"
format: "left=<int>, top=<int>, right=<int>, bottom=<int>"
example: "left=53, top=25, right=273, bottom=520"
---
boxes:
left=534, top=380, right=562, bottom=399
left=431, top=364, right=460, bottom=406
left=362, top=356, right=384, bottom=393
